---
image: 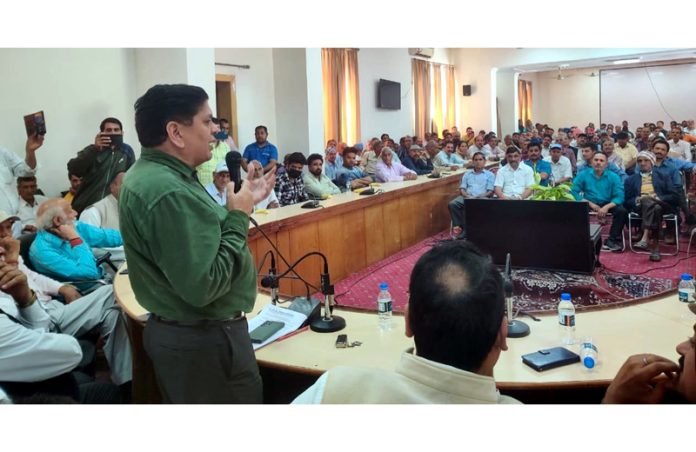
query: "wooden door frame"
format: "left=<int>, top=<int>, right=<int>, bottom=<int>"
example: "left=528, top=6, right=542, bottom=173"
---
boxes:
left=215, top=74, right=238, bottom=146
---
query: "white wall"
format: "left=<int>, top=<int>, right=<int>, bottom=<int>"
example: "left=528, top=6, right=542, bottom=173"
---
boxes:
left=453, top=48, right=673, bottom=133
left=357, top=48, right=451, bottom=143
left=214, top=49, right=277, bottom=153
left=272, top=48, right=310, bottom=156
left=0, top=48, right=138, bottom=198
left=186, top=48, right=217, bottom=113
left=533, top=68, right=600, bottom=129
left=305, top=48, right=325, bottom=155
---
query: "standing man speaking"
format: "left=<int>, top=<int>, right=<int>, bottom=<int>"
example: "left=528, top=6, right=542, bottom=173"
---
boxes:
left=119, top=84, right=275, bottom=403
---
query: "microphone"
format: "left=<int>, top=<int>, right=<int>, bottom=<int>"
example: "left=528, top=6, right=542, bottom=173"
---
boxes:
left=301, top=192, right=321, bottom=209
left=260, top=252, right=279, bottom=305
left=310, top=261, right=346, bottom=333
left=225, top=150, right=243, bottom=194
left=504, top=253, right=530, bottom=338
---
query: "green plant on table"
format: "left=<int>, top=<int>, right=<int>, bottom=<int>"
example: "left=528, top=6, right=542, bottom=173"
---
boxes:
left=529, top=172, right=575, bottom=201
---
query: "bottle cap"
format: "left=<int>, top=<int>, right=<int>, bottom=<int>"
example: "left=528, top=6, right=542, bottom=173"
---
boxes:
left=561, top=293, right=571, bottom=300
left=681, top=274, right=693, bottom=281
left=379, top=282, right=388, bottom=290
left=583, top=356, right=595, bottom=369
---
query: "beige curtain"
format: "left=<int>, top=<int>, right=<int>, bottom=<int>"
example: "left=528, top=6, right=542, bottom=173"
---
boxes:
left=432, top=63, right=443, bottom=136
left=412, top=59, right=431, bottom=139
left=445, top=65, right=456, bottom=131
left=322, top=48, right=361, bottom=145
left=518, top=79, right=533, bottom=127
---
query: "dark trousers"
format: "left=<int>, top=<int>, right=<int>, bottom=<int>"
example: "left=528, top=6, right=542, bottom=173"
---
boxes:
left=144, top=316, right=262, bottom=404
left=448, top=196, right=466, bottom=229
left=630, top=197, right=674, bottom=231
left=600, top=203, right=627, bottom=242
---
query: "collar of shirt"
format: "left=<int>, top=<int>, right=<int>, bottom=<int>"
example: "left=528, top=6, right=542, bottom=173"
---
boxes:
left=140, top=148, right=198, bottom=182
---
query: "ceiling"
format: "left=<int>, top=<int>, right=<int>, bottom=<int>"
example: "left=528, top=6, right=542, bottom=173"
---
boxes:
left=513, top=48, right=696, bottom=73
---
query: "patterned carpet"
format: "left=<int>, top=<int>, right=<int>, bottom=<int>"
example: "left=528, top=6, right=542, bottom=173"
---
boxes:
left=331, top=228, right=695, bottom=316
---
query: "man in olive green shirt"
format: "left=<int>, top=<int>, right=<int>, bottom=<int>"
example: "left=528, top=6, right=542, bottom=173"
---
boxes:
left=303, top=153, right=341, bottom=198
left=119, top=84, right=275, bottom=403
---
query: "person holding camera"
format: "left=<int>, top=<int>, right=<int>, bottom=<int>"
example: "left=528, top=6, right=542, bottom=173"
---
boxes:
left=70, top=117, right=135, bottom=214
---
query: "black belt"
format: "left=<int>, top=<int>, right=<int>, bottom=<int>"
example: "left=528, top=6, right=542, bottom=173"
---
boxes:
left=151, top=312, right=245, bottom=327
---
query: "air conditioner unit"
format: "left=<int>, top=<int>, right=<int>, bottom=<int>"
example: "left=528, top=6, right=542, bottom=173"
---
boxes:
left=408, top=48, right=434, bottom=58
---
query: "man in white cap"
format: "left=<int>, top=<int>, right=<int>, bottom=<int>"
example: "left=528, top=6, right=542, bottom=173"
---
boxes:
left=204, top=161, right=230, bottom=206
left=623, top=151, right=680, bottom=262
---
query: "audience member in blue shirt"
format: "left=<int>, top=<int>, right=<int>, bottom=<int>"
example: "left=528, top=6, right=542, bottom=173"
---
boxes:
left=571, top=151, right=626, bottom=251
left=651, top=138, right=696, bottom=224
left=523, top=143, right=552, bottom=186
left=323, top=147, right=343, bottom=181
left=448, top=152, right=495, bottom=239
left=30, top=198, right=123, bottom=283
left=335, top=147, right=373, bottom=192
left=577, top=143, right=627, bottom=182
left=242, top=125, right=278, bottom=173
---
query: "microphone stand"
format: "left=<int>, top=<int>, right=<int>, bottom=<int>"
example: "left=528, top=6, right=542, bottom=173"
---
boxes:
left=309, top=271, right=346, bottom=333
left=505, top=253, right=530, bottom=338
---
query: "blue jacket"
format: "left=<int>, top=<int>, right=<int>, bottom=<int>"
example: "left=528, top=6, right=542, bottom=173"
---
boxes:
left=623, top=170, right=680, bottom=209
left=30, top=221, right=123, bottom=282
left=401, top=153, right=432, bottom=175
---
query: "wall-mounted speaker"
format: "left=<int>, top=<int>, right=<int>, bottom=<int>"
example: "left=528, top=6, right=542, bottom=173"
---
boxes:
left=463, top=85, right=472, bottom=96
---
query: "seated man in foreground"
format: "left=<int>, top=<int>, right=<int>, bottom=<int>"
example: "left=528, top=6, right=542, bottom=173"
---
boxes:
left=293, top=240, right=519, bottom=404
left=449, top=152, right=495, bottom=239
left=493, top=147, right=534, bottom=200
left=571, top=151, right=626, bottom=252
left=29, top=198, right=123, bottom=283
left=375, top=148, right=417, bottom=182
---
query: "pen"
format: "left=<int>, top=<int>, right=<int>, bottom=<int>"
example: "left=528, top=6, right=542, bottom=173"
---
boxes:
left=275, top=325, right=309, bottom=343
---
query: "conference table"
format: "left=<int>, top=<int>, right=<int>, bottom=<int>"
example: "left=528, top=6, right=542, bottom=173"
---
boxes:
left=113, top=167, right=696, bottom=402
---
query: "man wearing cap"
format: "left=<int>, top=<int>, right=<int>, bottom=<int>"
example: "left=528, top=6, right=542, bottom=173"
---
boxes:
left=204, top=162, right=231, bottom=206
left=401, top=145, right=432, bottom=175
left=543, top=143, right=572, bottom=185
left=0, top=211, right=132, bottom=389
left=623, top=151, right=680, bottom=262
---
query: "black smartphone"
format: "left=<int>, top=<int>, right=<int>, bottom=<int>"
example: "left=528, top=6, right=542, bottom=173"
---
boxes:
left=250, top=320, right=285, bottom=344
left=335, top=334, right=348, bottom=348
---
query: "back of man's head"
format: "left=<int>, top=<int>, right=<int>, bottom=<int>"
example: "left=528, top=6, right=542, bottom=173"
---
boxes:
left=134, top=84, right=209, bottom=148
left=408, top=240, right=505, bottom=372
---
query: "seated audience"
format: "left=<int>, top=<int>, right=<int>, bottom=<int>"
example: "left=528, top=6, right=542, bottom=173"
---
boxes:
left=540, top=135, right=553, bottom=159
left=601, top=140, right=626, bottom=170
left=571, top=151, right=626, bottom=252
left=0, top=214, right=132, bottom=394
left=468, top=135, right=486, bottom=158
left=543, top=143, right=573, bottom=185
left=624, top=151, right=680, bottom=262
left=577, top=143, right=627, bottom=182
left=196, top=117, right=229, bottom=186
left=635, top=127, right=651, bottom=152
left=242, top=125, right=278, bottom=174
left=29, top=198, right=123, bottom=282
left=603, top=304, right=696, bottom=404
left=669, top=129, right=691, bottom=161
left=218, top=118, right=238, bottom=151
left=434, top=141, right=463, bottom=169
left=523, top=143, right=552, bottom=186
left=455, top=141, right=471, bottom=164
left=360, top=140, right=383, bottom=176
left=273, top=152, right=308, bottom=207
left=303, top=154, right=341, bottom=198
left=396, top=136, right=413, bottom=161
left=494, top=147, right=534, bottom=200
left=15, top=176, right=47, bottom=234
left=336, top=147, right=373, bottom=190
left=401, top=145, right=432, bottom=175
left=61, top=164, right=83, bottom=205
left=375, top=148, right=417, bottom=183
left=558, top=133, right=578, bottom=174
left=293, top=240, right=519, bottom=404
left=250, top=161, right=279, bottom=210
left=614, top=132, right=638, bottom=174
left=0, top=133, right=43, bottom=217
left=652, top=138, right=696, bottom=226
left=80, top=172, right=126, bottom=265
left=71, top=117, right=135, bottom=214
left=203, top=162, right=230, bottom=207
left=448, top=152, right=495, bottom=239
left=323, top=146, right=342, bottom=181
left=484, top=137, right=505, bottom=161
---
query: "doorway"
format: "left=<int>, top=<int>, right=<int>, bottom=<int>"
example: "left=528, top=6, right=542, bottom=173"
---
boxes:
left=215, top=74, right=239, bottom=147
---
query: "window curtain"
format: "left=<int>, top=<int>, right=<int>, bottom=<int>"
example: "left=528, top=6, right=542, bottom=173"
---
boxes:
left=412, top=59, right=431, bottom=139
left=431, top=63, right=443, bottom=136
left=322, top=48, right=361, bottom=146
left=445, top=65, right=456, bottom=131
left=518, top=79, right=533, bottom=127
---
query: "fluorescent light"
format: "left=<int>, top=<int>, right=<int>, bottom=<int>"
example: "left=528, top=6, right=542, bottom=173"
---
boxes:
left=612, top=58, right=641, bottom=65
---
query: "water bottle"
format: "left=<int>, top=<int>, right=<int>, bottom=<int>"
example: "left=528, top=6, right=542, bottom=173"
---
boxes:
left=558, top=292, right=576, bottom=345
left=678, top=273, right=695, bottom=303
left=377, top=282, right=393, bottom=330
left=580, top=337, right=598, bottom=370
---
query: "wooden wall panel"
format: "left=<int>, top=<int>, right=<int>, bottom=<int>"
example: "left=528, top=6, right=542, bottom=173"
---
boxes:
left=288, top=223, right=321, bottom=296
left=382, top=199, right=402, bottom=256
left=274, top=229, right=293, bottom=295
left=399, top=195, right=417, bottom=248
left=317, top=215, right=347, bottom=282
left=363, top=204, right=385, bottom=266
left=341, top=209, right=367, bottom=277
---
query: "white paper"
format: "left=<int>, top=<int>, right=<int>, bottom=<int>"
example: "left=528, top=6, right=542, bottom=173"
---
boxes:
left=247, top=304, right=307, bottom=350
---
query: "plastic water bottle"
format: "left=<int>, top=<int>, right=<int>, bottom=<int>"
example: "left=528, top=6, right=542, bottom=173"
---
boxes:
left=558, top=292, right=576, bottom=345
left=580, top=337, right=598, bottom=370
left=678, top=273, right=695, bottom=303
left=377, top=282, right=393, bottom=330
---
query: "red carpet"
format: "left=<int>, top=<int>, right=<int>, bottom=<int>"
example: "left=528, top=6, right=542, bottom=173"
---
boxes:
left=332, top=229, right=695, bottom=316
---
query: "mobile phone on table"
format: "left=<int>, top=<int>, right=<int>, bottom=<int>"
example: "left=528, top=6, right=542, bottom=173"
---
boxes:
left=335, top=334, right=348, bottom=348
left=250, top=320, right=285, bottom=343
